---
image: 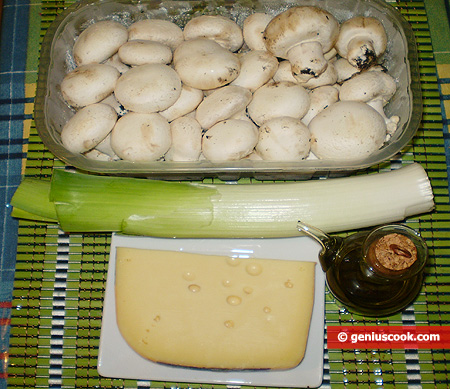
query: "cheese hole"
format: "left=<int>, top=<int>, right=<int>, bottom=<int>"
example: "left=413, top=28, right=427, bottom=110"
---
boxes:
left=226, top=257, right=241, bottom=267
left=224, top=320, right=235, bottom=328
left=246, top=263, right=263, bottom=276
left=284, top=280, right=294, bottom=288
left=263, top=306, right=272, bottom=313
left=182, top=271, right=196, bottom=281
left=222, top=279, right=232, bottom=287
left=243, top=286, right=253, bottom=294
left=188, top=284, right=201, bottom=293
left=226, top=295, right=242, bottom=306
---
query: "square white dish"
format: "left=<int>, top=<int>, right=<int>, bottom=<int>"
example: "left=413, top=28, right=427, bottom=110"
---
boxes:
left=98, top=233, right=325, bottom=387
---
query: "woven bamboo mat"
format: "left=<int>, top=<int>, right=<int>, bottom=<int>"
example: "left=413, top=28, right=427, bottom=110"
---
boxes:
left=6, top=0, right=450, bottom=388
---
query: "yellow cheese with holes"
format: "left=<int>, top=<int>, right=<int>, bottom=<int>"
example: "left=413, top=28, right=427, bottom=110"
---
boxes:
left=115, top=247, right=315, bottom=370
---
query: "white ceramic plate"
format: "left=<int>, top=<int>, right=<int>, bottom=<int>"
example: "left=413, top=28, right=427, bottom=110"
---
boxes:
left=98, top=234, right=325, bottom=388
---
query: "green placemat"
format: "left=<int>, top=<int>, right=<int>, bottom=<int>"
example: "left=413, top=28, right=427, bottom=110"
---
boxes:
left=7, top=0, right=450, bottom=388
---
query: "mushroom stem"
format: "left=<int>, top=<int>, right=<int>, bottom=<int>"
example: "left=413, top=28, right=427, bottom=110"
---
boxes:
left=367, top=99, right=400, bottom=137
left=288, top=41, right=328, bottom=82
left=346, top=36, right=378, bottom=70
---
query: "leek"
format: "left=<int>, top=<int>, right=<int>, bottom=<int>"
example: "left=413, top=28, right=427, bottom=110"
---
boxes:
left=10, top=163, right=435, bottom=238
left=10, top=177, right=57, bottom=222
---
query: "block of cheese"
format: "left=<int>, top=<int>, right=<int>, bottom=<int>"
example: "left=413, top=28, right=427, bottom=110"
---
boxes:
left=115, top=247, right=316, bottom=370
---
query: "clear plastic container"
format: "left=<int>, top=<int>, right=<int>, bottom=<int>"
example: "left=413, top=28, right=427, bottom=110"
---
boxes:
left=35, top=0, right=422, bottom=180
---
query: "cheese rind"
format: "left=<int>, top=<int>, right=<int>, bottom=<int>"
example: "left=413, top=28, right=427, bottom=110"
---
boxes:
left=115, top=247, right=315, bottom=370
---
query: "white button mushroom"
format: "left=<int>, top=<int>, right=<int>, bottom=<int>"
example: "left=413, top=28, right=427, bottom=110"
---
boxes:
left=173, top=38, right=240, bottom=90
left=230, top=109, right=253, bottom=123
left=73, top=20, right=128, bottom=66
left=202, top=119, right=258, bottom=161
left=118, top=40, right=172, bottom=66
left=301, top=85, right=339, bottom=126
left=256, top=116, right=311, bottom=161
left=299, top=61, right=338, bottom=90
left=324, top=47, right=338, bottom=61
left=183, top=15, right=244, bottom=52
left=128, top=19, right=184, bottom=51
left=159, top=85, right=204, bottom=122
left=272, top=60, right=298, bottom=84
left=165, top=116, right=203, bottom=161
left=247, top=81, right=310, bottom=126
left=110, top=112, right=171, bottom=161
left=263, top=6, right=339, bottom=82
left=243, top=150, right=263, bottom=160
left=103, top=53, right=130, bottom=74
left=338, top=70, right=400, bottom=134
left=61, top=64, right=120, bottom=108
left=100, top=94, right=128, bottom=116
left=114, top=63, right=182, bottom=113
left=309, top=101, right=387, bottom=160
left=334, top=57, right=361, bottom=83
left=61, top=103, right=117, bottom=153
left=84, top=149, right=117, bottom=161
left=196, top=85, right=252, bottom=129
left=230, top=50, right=279, bottom=92
left=94, top=132, right=120, bottom=159
left=242, top=13, right=273, bottom=51
left=335, top=16, right=388, bottom=70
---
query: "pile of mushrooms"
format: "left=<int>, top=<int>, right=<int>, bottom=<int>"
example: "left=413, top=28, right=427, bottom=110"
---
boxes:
left=59, top=5, right=400, bottom=162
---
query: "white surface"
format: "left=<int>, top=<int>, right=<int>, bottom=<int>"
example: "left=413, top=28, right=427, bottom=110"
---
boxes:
left=98, top=234, right=325, bottom=388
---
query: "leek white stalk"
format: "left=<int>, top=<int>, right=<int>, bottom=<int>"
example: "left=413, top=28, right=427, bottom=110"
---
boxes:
left=123, top=163, right=434, bottom=237
left=11, top=163, right=434, bottom=238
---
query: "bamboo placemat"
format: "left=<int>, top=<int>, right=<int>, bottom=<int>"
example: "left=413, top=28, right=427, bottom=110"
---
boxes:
left=5, top=0, right=450, bottom=388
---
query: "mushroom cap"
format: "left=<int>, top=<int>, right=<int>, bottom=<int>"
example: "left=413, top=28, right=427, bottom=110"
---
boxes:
left=165, top=116, right=203, bottom=161
left=61, top=103, right=117, bottom=153
left=128, top=19, right=184, bottom=51
left=247, top=81, right=310, bottom=125
left=202, top=119, right=258, bottom=161
left=273, top=60, right=297, bottom=83
left=173, top=38, right=240, bottom=90
left=61, top=64, right=120, bottom=108
left=159, top=85, right=204, bottom=122
left=195, top=85, right=252, bottom=129
left=100, top=93, right=129, bottom=116
left=309, top=101, right=387, bottom=160
left=110, top=112, right=171, bottom=161
left=73, top=20, right=128, bottom=65
left=256, top=116, right=311, bottom=161
left=339, top=70, right=397, bottom=106
left=183, top=15, right=243, bottom=52
left=230, top=50, right=279, bottom=92
left=84, top=148, right=117, bottom=161
left=335, top=16, right=387, bottom=68
left=242, top=13, right=273, bottom=51
left=334, top=57, right=360, bottom=83
left=263, top=6, right=339, bottom=59
left=94, top=132, right=119, bottom=159
left=114, top=64, right=182, bottom=113
left=103, top=53, right=130, bottom=74
left=301, top=85, right=339, bottom=125
left=118, top=40, right=172, bottom=66
left=324, top=47, right=338, bottom=61
left=299, top=61, right=337, bottom=89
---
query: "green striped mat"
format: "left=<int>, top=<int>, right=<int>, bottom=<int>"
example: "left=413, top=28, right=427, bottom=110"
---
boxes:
left=7, top=0, right=450, bottom=388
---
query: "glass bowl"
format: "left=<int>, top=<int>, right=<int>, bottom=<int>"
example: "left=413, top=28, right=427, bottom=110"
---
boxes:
left=35, top=0, right=422, bottom=180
